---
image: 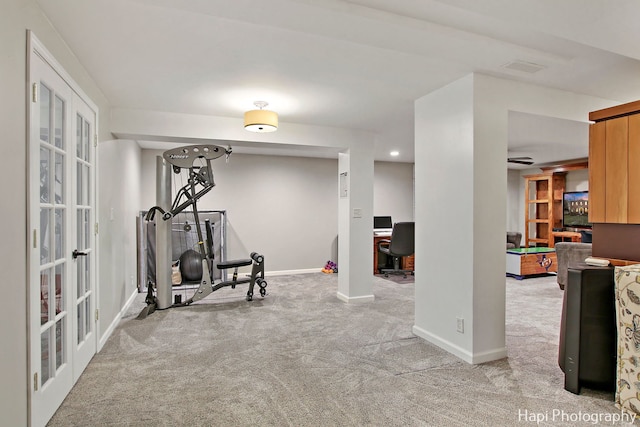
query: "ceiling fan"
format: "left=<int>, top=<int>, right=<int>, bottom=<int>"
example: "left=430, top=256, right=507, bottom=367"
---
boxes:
left=507, top=156, right=534, bottom=165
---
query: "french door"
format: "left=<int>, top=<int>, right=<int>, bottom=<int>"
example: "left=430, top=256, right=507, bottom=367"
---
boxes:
left=28, top=34, right=98, bottom=427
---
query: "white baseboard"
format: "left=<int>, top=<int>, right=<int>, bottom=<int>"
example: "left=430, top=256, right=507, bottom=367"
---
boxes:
left=470, top=347, right=508, bottom=364
left=412, top=324, right=507, bottom=364
left=264, top=268, right=322, bottom=277
left=336, top=291, right=375, bottom=303
left=97, top=289, right=138, bottom=351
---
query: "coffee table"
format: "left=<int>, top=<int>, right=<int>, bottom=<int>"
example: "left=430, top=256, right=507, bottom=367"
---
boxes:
left=506, top=247, right=557, bottom=280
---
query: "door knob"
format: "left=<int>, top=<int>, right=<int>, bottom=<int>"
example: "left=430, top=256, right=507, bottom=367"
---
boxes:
left=72, top=249, right=88, bottom=259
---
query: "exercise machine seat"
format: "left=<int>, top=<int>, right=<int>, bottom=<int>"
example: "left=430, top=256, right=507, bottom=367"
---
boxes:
left=217, top=259, right=252, bottom=270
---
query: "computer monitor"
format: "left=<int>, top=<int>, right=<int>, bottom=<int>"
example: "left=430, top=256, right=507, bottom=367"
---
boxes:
left=373, top=216, right=393, bottom=230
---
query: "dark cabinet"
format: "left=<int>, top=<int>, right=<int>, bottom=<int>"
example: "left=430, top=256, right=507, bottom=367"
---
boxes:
left=558, top=264, right=616, bottom=394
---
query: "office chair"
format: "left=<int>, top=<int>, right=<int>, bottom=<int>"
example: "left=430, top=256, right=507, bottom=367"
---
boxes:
left=377, top=222, right=415, bottom=278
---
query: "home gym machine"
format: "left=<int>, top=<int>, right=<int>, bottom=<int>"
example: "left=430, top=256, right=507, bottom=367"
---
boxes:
left=139, top=144, right=267, bottom=318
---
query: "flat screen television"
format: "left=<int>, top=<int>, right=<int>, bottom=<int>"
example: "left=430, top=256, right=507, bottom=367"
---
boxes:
left=562, top=191, right=591, bottom=229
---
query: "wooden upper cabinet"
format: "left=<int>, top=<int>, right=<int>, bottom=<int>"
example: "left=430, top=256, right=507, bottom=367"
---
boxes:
left=589, top=100, right=640, bottom=225
left=589, top=122, right=606, bottom=223
left=589, top=100, right=640, bottom=122
left=605, top=117, right=629, bottom=223
left=629, top=114, right=640, bottom=223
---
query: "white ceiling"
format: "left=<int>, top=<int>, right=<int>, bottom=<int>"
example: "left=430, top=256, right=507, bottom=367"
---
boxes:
left=36, top=0, right=640, bottom=165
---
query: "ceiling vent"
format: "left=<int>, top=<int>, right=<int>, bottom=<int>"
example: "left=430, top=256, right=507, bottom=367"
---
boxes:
left=502, top=60, right=546, bottom=74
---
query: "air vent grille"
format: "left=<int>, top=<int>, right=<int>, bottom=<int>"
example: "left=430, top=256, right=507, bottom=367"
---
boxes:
left=502, top=60, right=546, bottom=74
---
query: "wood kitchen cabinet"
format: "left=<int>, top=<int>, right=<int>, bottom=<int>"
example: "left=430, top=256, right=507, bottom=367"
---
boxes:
left=589, top=101, right=640, bottom=224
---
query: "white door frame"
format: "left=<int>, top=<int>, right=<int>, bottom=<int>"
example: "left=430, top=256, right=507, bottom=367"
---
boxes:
left=27, top=31, right=100, bottom=427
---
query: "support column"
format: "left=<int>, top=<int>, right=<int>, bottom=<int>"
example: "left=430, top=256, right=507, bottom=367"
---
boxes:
left=155, top=156, right=172, bottom=309
left=337, top=146, right=374, bottom=302
left=413, top=74, right=506, bottom=363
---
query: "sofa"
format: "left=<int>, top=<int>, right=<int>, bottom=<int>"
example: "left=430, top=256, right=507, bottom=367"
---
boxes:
left=507, top=232, right=522, bottom=249
left=555, top=242, right=593, bottom=290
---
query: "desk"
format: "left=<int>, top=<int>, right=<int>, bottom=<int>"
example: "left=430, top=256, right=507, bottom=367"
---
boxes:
left=550, top=231, right=582, bottom=248
left=373, top=232, right=414, bottom=274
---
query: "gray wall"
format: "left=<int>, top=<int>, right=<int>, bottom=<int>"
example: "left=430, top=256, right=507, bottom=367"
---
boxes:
left=1, top=0, right=111, bottom=424
left=140, top=149, right=414, bottom=272
left=97, top=140, right=142, bottom=344
left=374, top=161, right=415, bottom=222
left=506, top=169, right=522, bottom=232
left=566, top=168, right=589, bottom=192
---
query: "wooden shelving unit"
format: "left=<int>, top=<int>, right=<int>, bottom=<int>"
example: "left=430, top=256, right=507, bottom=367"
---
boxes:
left=524, top=173, right=566, bottom=248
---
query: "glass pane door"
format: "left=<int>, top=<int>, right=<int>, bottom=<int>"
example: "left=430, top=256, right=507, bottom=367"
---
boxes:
left=69, top=90, right=97, bottom=379
left=29, top=34, right=99, bottom=426
left=38, top=81, right=69, bottom=388
left=30, top=51, right=75, bottom=427
left=74, top=108, right=95, bottom=360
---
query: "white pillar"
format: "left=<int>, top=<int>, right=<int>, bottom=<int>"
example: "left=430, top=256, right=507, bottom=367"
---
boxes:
left=337, top=145, right=375, bottom=302
left=155, top=156, right=173, bottom=309
left=413, top=74, right=507, bottom=364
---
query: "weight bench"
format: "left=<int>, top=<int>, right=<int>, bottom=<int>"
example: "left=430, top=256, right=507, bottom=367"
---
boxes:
left=212, top=252, right=267, bottom=302
left=181, top=252, right=267, bottom=306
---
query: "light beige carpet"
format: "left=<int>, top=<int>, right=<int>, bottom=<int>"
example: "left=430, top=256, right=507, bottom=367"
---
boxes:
left=47, top=273, right=626, bottom=426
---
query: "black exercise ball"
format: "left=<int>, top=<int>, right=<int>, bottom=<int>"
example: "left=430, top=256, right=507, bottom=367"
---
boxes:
left=179, top=249, right=203, bottom=282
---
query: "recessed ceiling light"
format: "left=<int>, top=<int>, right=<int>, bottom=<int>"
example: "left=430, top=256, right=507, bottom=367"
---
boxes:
left=390, top=151, right=399, bottom=157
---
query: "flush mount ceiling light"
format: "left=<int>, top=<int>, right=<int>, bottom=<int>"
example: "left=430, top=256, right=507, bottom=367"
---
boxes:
left=244, top=101, right=278, bottom=132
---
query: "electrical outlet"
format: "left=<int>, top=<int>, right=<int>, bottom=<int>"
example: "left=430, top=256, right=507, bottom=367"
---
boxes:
left=456, top=317, right=464, bottom=333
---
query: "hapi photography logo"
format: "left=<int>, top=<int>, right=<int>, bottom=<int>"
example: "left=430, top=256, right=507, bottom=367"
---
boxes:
left=518, top=409, right=637, bottom=425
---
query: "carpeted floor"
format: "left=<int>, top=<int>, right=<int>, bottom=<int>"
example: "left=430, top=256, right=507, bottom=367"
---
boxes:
left=47, top=273, right=630, bottom=426
left=374, top=273, right=415, bottom=285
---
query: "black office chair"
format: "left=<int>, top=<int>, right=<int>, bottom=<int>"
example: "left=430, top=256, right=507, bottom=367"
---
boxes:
left=377, top=222, right=415, bottom=278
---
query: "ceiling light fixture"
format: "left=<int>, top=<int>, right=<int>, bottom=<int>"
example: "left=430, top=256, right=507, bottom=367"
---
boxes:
left=390, top=151, right=399, bottom=157
left=244, top=101, right=278, bottom=132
